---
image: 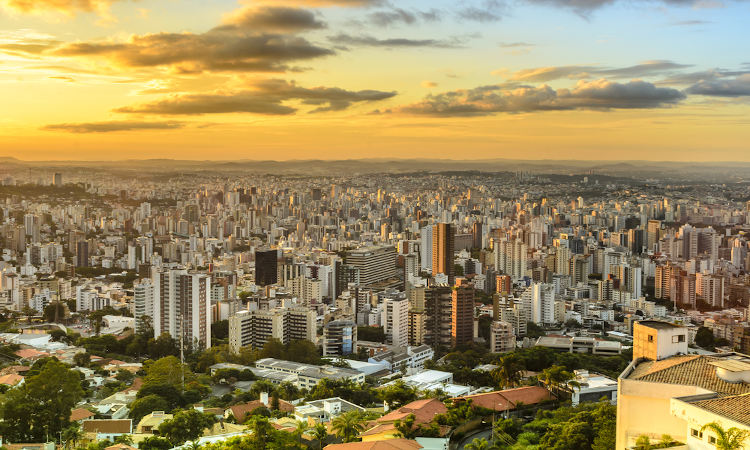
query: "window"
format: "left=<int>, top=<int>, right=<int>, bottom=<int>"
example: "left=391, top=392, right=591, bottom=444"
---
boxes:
left=709, top=436, right=716, bottom=445
left=691, top=428, right=702, bottom=438
left=673, top=334, right=685, bottom=343
left=648, top=335, right=654, bottom=342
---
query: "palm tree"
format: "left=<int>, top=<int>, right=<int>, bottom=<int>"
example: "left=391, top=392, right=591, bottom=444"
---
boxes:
left=312, top=422, right=328, bottom=450
left=700, top=422, right=750, bottom=450
left=294, top=420, right=309, bottom=445
left=491, top=354, right=523, bottom=389
left=330, top=410, right=366, bottom=443
left=540, top=365, right=580, bottom=398
left=465, top=437, right=490, bottom=450
left=61, top=425, right=83, bottom=449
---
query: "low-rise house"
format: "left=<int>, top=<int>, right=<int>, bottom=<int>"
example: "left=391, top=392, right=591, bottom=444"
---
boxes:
left=325, top=439, right=423, bottom=449
left=569, top=370, right=618, bottom=406
left=0, top=373, right=24, bottom=387
left=452, top=386, right=553, bottom=413
left=81, top=419, right=132, bottom=442
left=135, top=411, right=173, bottom=434
left=294, top=397, right=366, bottom=424
left=360, top=399, right=448, bottom=442
left=70, top=408, right=95, bottom=423
left=225, top=392, right=294, bottom=423
left=254, top=358, right=365, bottom=390
left=384, top=370, right=470, bottom=398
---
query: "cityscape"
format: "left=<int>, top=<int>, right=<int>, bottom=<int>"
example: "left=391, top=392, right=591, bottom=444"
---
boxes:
left=1, top=0, right=749, bottom=450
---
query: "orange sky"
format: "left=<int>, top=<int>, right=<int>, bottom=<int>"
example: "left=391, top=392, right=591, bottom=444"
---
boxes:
left=0, top=0, right=748, bottom=161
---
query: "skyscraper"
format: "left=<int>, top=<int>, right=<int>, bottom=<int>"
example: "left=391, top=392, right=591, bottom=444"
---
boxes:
left=451, top=282, right=474, bottom=347
left=152, top=268, right=211, bottom=350
left=255, top=248, right=278, bottom=286
left=432, top=223, right=455, bottom=284
left=76, top=240, right=89, bottom=268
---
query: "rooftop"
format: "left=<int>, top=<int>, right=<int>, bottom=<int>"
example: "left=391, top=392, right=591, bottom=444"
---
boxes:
left=688, top=393, right=750, bottom=426
left=626, top=353, right=750, bottom=396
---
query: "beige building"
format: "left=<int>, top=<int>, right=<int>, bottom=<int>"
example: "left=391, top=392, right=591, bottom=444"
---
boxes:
left=616, top=320, right=750, bottom=449
left=489, top=320, right=515, bottom=353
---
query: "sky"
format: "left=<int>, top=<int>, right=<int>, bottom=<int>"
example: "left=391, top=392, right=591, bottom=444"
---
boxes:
left=0, top=0, right=748, bottom=161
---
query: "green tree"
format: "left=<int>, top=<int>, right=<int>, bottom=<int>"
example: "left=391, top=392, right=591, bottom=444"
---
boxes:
left=61, top=424, right=84, bottom=449
left=43, top=301, right=66, bottom=323
left=634, top=434, right=653, bottom=450
left=140, top=436, right=173, bottom=450
left=380, top=379, right=418, bottom=409
left=158, top=409, right=216, bottom=445
left=541, top=365, right=580, bottom=398
left=491, top=353, right=523, bottom=389
left=312, top=422, right=328, bottom=450
left=465, top=437, right=489, bottom=450
left=331, top=410, right=366, bottom=443
left=116, top=368, right=135, bottom=383
left=74, top=352, right=91, bottom=367
left=700, top=422, right=750, bottom=450
left=130, top=394, right=171, bottom=423
left=144, top=355, right=195, bottom=389
left=0, top=358, right=84, bottom=442
left=695, top=327, right=715, bottom=349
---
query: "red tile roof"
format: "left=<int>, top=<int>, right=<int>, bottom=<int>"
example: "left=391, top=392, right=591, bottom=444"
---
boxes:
left=227, top=399, right=294, bottom=421
left=70, top=408, right=95, bottom=422
left=454, top=386, right=553, bottom=412
left=377, top=398, right=447, bottom=424
left=82, top=419, right=132, bottom=434
left=324, top=439, right=423, bottom=449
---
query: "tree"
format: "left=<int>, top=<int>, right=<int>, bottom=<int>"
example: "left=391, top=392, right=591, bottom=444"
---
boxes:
left=465, top=438, right=489, bottom=450
left=394, top=413, right=417, bottom=439
left=130, top=394, right=171, bottom=423
left=147, top=333, right=180, bottom=358
left=331, top=410, right=366, bottom=443
left=491, top=353, right=523, bottom=389
left=541, top=365, right=580, bottom=398
left=144, top=355, right=194, bottom=389
left=74, top=352, right=91, bottom=367
left=158, top=409, right=216, bottom=446
left=695, top=327, right=715, bottom=349
left=140, top=436, right=173, bottom=450
left=294, top=420, right=309, bottom=446
left=116, top=368, right=135, bottom=384
left=0, top=358, right=84, bottom=442
left=61, top=424, right=84, bottom=449
left=635, top=434, right=653, bottom=450
left=380, top=380, right=418, bottom=410
left=700, top=422, right=750, bottom=450
left=43, top=302, right=66, bottom=323
left=312, top=422, right=328, bottom=450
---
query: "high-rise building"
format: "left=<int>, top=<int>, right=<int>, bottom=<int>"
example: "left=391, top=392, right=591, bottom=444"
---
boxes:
left=134, top=280, right=154, bottom=334
left=432, top=223, right=455, bottom=284
left=323, top=320, right=357, bottom=356
left=152, top=268, right=211, bottom=350
left=494, top=238, right=528, bottom=281
left=424, top=285, right=453, bottom=349
left=451, top=283, right=474, bottom=347
left=228, top=305, right=316, bottom=353
left=647, top=220, right=661, bottom=252
left=382, top=297, right=409, bottom=348
left=52, top=173, right=62, bottom=187
left=489, top=320, right=515, bottom=353
left=472, top=221, right=483, bottom=249
left=344, top=246, right=397, bottom=287
left=420, top=225, right=433, bottom=273
left=255, top=249, right=278, bottom=286
left=76, top=240, right=89, bottom=268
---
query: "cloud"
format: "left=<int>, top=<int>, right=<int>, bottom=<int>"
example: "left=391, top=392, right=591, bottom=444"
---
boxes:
left=396, top=79, right=685, bottom=116
left=0, top=39, right=61, bottom=55
left=457, top=0, right=504, bottom=22
left=687, top=74, right=750, bottom=96
left=500, top=41, right=534, bottom=48
left=670, top=19, right=712, bottom=26
left=367, top=8, right=417, bottom=26
left=507, top=60, right=691, bottom=82
left=220, top=6, right=326, bottom=32
left=254, top=0, right=382, bottom=6
left=42, top=120, right=186, bottom=133
left=115, top=79, right=397, bottom=115
left=658, top=69, right=750, bottom=85
left=422, top=81, right=438, bottom=88
left=0, top=0, right=125, bottom=15
left=51, top=6, right=334, bottom=74
left=522, top=0, right=735, bottom=15
left=329, top=33, right=466, bottom=48
left=49, top=76, right=75, bottom=82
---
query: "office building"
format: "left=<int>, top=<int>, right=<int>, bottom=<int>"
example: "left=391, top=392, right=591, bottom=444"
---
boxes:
left=323, top=320, right=357, bottom=356
left=255, top=249, right=278, bottom=286
left=344, top=246, right=397, bottom=287
left=432, top=223, right=455, bottom=284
